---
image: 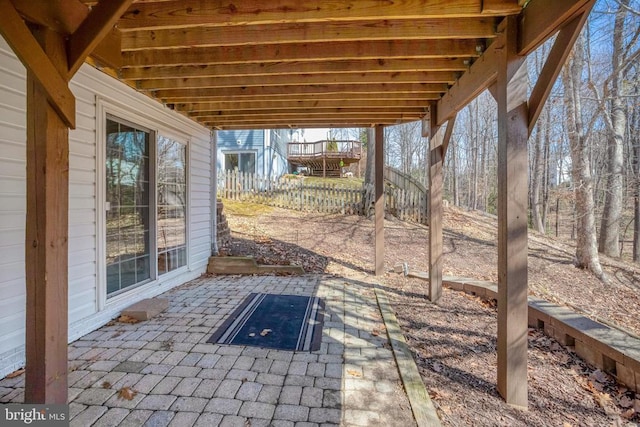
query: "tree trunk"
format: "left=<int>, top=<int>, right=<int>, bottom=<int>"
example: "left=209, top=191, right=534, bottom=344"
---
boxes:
left=531, top=117, right=545, bottom=233
left=362, top=127, right=375, bottom=215
left=633, top=87, right=640, bottom=262
left=598, top=1, right=628, bottom=258
left=562, top=33, right=607, bottom=281
left=451, top=139, right=459, bottom=206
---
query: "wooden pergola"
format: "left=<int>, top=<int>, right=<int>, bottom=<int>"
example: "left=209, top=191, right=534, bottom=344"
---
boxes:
left=0, top=0, right=594, bottom=409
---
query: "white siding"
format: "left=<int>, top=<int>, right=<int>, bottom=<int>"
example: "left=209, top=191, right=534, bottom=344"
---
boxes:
left=0, top=40, right=27, bottom=373
left=0, top=36, right=213, bottom=377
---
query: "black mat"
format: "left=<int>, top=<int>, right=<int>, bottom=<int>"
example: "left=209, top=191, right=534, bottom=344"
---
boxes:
left=207, top=293, right=325, bottom=351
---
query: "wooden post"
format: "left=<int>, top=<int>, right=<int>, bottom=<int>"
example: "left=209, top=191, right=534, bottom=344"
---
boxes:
left=25, top=27, right=70, bottom=404
left=375, top=125, right=385, bottom=276
left=496, top=16, right=529, bottom=409
left=428, top=107, right=444, bottom=302
left=429, top=113, right=457, bottom=302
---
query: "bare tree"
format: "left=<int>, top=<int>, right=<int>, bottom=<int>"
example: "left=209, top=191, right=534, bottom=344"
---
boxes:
left=562, top=33, right=607, bottom=281
left=595, top=0, right=635, bottom=257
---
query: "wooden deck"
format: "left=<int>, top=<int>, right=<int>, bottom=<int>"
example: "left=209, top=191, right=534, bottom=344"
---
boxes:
left=288, top=140, right=361, bottom=177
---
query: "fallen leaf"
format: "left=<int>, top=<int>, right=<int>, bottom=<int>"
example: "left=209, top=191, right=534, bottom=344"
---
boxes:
left=347, top=369, right=362, bottom=378
left=371, top=329, right=379, bottom=337
left=618, top=395, right=634, bottom=408
left=6, top=368, right=25, bottom=379
left=260, top=329, right=272, bottom=337
left=118, top=387, right=137, bottom=401
left=102, top=381, right=111, bottom=389
left=117, top=315, right=140, bottom=324
left=620, top=408, right=635, bottom=420
left=590, top=369, right=609, bottom=384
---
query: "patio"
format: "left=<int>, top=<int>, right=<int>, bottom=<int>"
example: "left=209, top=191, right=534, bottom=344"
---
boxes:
left=0, top=274, right=418, bottom=426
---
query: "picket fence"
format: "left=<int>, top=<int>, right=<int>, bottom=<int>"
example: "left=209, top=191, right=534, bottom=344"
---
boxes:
left=218, top=171, right=428, bottom=224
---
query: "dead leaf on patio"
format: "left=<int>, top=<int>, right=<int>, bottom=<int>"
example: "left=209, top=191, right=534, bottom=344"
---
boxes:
left=371, top=329, right=380, bottom=336
left=117, top=315, right=140, bottom=324
left=347, top=369, right=362, bottom=377
left=260, top=329, right=272, bottom=337
left=6, top=368, right=25, bottom=378
left=102, top=381, right=111, bottom=389
left=118, top=387, right=137, bottom=400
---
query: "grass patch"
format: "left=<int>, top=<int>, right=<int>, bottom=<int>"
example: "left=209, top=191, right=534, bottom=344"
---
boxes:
left=223, top=199, right=274, bottom=217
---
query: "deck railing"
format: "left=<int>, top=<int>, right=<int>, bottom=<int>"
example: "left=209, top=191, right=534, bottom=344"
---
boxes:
left=287, top=140, right=362, bottom=159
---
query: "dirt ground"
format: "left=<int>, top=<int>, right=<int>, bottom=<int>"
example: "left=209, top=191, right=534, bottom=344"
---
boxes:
left=221, top=201, right=640, bottom=426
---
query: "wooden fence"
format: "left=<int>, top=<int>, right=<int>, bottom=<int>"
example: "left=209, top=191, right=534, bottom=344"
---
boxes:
left=218, top=171, right=428, bottom=224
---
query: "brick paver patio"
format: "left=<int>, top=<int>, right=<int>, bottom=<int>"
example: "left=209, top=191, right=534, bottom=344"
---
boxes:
left=0, top=274, right=416, bottom=426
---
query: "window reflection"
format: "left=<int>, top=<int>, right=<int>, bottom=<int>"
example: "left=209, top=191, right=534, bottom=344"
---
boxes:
left=157, top=136, right=187, bottom=274
left=106, top=117, right=151, bottom=295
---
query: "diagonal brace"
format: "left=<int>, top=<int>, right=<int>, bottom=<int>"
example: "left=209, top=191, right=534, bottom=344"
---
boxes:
left=0, top=0, right=75, bottom=128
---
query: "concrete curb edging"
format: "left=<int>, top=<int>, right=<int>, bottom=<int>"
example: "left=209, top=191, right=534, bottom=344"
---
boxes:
left=375, top=287, right=442, bottom=427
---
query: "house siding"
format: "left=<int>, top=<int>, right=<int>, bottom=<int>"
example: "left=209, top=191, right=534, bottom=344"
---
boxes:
left=0, top=36, right=213, bottom=378
left=216, top=129, right=290, bottom=177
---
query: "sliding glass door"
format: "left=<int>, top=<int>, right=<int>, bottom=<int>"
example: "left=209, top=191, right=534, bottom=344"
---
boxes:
left=105, top=117, right=152, bottom=296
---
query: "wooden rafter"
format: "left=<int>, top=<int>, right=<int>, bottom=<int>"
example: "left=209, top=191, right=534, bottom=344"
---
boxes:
left=153, top=84, right=449, bottom=102
left=117, top=0, right=520, bottom=30
left=137, top=71, right=460, bottom=91
left=122, top=40, right=482, bottom=68
left=122, top=18, right=497, bottom=50
left=121, top=59, right=470, bottom=81
left=176, top=99, right=434, bottom=112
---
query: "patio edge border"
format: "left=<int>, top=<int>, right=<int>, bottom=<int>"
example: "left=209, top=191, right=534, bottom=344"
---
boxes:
left=375, top=287, right=442, bottom=427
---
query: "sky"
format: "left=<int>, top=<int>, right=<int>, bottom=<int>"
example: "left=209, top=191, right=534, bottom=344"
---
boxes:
left=290, top=128, right=331, bottom=142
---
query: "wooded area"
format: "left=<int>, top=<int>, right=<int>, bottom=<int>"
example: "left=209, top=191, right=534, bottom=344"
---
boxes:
left=338, top=0, right=640, bottom=276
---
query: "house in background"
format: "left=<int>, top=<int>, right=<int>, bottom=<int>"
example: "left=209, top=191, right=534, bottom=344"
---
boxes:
left=216, top=129, right=290, bottom=177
